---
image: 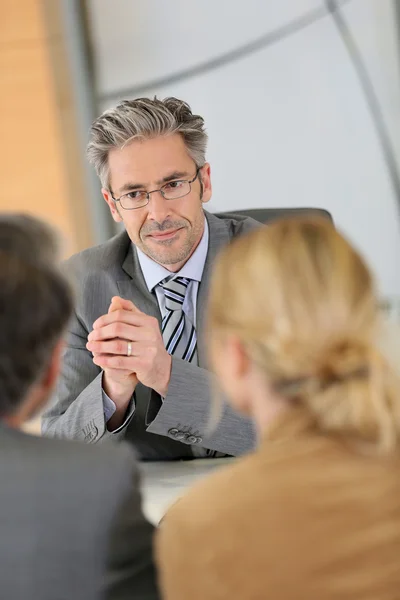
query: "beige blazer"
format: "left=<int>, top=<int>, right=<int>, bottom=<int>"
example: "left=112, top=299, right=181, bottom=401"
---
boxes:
left=156, top=406, right=400, bottom=600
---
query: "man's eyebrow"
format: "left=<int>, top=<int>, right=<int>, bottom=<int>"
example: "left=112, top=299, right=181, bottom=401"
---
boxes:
left=116, top=171, right=191, bottom=195
left=117, top=182, right=146, bottom=194
left=156, top=171, right=190, bottom=185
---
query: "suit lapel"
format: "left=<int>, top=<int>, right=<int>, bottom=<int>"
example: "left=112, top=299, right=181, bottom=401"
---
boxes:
left=196, top=211, right=230, bottom=366
left=117, top=244, right=161, bottom=325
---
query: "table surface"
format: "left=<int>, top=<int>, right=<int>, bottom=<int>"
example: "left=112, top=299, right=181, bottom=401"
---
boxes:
left=139, top=457, right=232, bottom=525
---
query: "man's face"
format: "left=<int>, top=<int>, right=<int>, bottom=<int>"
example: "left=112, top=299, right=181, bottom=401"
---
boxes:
left=103, top=134, right=212, bottom=271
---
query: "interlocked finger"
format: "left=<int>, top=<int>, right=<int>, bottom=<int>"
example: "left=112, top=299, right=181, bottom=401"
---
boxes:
left=87, top=338, right=138, bottom=356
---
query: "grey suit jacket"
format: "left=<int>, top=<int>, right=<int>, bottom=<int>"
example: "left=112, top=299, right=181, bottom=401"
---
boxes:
left=0, top=422, right=158, bottom=600
left=42, top=211, right=258, bottom=460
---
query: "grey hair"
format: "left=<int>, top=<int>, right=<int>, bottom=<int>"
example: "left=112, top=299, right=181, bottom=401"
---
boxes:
left=87, top=96, right=208, bottom=189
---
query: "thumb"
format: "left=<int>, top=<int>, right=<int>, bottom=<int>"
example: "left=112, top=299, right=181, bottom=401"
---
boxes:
left=108, top=296, right=139, bottom=314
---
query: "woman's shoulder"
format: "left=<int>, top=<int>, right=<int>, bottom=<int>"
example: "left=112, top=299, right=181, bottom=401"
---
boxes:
left=159, top=451, right=273, bottom=538
left=158, top=423, right=400, bottom=539
left=155, top=452, right=281, bottom=598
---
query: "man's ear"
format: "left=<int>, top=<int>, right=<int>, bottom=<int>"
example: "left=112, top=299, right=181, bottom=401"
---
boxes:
left=41, top=340, right=64, bottom=392
left=102, top=189, right=123, bottom=223
left=200, top=163, right=212, bottom=205
left=5, top=340, right=65, bottom=428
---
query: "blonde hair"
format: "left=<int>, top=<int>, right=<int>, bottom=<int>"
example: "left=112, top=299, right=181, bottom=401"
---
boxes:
left=208, top=218, right=400, bottom=453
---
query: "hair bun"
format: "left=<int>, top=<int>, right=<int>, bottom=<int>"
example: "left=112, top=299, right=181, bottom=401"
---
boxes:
left=315, top=338, right=369, bottom=388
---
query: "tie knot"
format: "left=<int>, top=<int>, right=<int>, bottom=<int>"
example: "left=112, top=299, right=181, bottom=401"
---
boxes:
left=159, top=276, right=191, bottom=311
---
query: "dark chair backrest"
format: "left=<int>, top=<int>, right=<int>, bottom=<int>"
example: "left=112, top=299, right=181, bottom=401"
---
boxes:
left=216, top=207, right=333, bottom=225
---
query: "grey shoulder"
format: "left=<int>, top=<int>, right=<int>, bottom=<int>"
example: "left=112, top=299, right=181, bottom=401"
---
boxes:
left=63, top=230, right=130, bottom=278
left=60, top=437, right=137, bottom=477
left=16, top=431, right=138, bottom=483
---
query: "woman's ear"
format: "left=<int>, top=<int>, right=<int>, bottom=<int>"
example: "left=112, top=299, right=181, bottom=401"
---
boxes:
left=212, top=334, right=252, bottom=415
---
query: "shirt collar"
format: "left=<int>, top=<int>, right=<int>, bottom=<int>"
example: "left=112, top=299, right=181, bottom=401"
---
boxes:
left=136, top=218, right=209, bottom=292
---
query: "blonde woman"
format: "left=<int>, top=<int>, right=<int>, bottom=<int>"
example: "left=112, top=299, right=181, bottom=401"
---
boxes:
left=156, top=218, right=400, bottom=600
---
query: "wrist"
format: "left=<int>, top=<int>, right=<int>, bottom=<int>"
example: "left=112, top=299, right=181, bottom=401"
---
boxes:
left=155, top=354, right=172, bottom=398
left=102, top=372, right=136, bottom=407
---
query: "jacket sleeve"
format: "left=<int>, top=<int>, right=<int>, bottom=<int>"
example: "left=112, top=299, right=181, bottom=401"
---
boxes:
left=145, top=356, right=256, bottom=456
left=41, top=308, right=135, bottom=443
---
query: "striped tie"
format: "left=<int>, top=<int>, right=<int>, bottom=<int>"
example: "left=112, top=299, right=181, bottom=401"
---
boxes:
left=159, top=276, right=197, bottom=364
left=159, top=276, right=221, bottom=459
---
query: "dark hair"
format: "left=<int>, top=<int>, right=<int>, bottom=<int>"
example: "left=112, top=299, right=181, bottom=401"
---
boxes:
left=0, top=215, right=73, bottom=416
left=0, top=214, right=61, bottom=264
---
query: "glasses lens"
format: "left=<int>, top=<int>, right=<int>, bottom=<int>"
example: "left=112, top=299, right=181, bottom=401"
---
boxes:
left=120, top=192, right=148, bottom=210
left=162, top=181, right=191, bottom=200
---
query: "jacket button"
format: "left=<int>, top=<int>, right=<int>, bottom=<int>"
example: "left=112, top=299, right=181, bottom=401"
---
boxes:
left=168, top=428, right=179, bottom=438
left=186, top=435, right=198, bottom=444
left=175, top=432, right=186, bottom=440
left=196, top=437, right=203, bottom=444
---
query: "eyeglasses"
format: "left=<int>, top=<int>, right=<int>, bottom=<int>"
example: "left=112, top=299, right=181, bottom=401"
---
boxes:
left=110, top=167, right=201, bottom=210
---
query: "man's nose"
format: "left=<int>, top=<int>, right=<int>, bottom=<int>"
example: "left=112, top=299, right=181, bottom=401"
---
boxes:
left=146, top=191, right=171, bottom=222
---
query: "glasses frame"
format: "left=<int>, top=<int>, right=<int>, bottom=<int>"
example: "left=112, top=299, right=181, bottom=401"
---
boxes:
left=110, top=167, right=201, bottom=211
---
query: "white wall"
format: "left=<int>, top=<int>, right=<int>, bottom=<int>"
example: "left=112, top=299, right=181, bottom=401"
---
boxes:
left=86, top=0, right=400, bottom=297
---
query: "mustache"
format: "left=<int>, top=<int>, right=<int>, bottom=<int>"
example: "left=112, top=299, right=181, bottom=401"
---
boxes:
left=141, top=219, right=188, bottom=236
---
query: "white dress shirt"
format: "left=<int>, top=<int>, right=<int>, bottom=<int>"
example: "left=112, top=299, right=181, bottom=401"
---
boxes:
left=103, top=219, right=209, bottom=423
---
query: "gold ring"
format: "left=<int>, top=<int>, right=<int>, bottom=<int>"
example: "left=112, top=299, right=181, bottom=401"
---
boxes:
left=127, top=341, right=132, bottom=357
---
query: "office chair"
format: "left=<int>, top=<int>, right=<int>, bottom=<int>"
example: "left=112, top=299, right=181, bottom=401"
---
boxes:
left=215, top=207, right=333, bottom=224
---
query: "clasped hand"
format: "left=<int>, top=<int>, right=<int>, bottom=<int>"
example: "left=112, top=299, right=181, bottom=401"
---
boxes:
left=86, top=296, right=172, bottom=399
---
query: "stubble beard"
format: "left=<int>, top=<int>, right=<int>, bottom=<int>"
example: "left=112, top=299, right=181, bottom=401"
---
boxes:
left=138, top=215, right=204, bottom=266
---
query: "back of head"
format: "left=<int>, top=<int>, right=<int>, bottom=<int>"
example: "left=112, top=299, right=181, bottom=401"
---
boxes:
left=0, top=213, right=61, bottom=264
left=0, top=214, right=73, bottom=419
left=209, top=217, right=400, bottom=454
left=87, top=96, right=208, bottom=188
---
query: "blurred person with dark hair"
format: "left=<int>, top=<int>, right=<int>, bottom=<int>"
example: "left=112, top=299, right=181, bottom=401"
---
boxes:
left=0, top=212, right=63, bottom=264
left=43, top=96, right=258, bottom=459
left=157, top=218, right=400, bottom=600
left=0, top=214, right=158, bottom=600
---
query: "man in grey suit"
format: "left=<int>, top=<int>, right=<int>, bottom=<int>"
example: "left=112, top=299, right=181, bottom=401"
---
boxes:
left=42, top=96, right=258, bottom=460
left=0, top=215, right=158, bottom=600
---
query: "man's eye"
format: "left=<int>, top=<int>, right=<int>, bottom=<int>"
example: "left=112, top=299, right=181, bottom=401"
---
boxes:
left=165, top=180, right=184, bottom=190
left=126, top=191, right=145, bottom=199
